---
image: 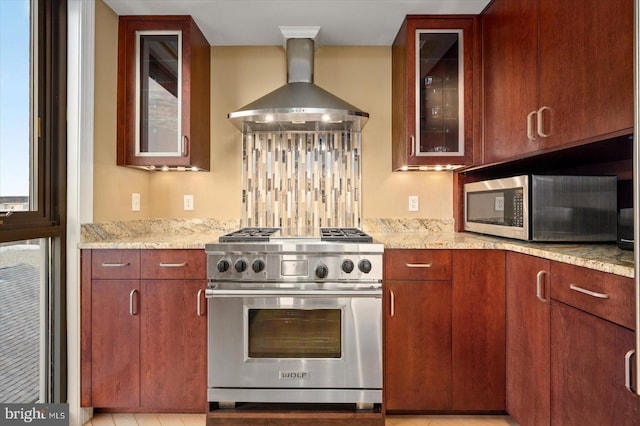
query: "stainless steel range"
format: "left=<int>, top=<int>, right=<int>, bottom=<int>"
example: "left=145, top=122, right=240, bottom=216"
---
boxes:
left=205, top=227, right=383, bottom=408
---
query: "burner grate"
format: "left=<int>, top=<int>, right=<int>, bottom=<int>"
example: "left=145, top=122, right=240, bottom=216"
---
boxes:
left=320, top=228, right=373, bottom=243
left=219, top=228, right=280, bottom=242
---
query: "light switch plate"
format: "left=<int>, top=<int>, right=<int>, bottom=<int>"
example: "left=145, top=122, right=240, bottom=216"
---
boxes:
left=184, top=194, right=194, bottom=211
left=132, top=193, right=140, bottom=211
left=408, top=195, right=419, bottom=212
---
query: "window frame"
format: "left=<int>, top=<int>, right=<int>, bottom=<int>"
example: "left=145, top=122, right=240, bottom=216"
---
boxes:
left=0, top=0, right=66, bottom=244
left=0, top=0, right=68, bottom=403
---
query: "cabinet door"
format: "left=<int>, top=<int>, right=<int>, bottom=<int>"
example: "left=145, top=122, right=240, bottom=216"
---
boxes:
left=505, top=253, right=550, bottom=426
left=91, top=280, right=140, bottom=408
left=392, top=16, right=476, bottom=170
left=117, top=16, right=210, bottom=170
left=551, top=301, right=640, bottom=425
left=482, top=0, right=540, bottom=163
left=140, top=279, right=207, bottom=412
left=384, top=280, right=452, bottom=411
left=538, top=0, right=633, bottom=149
left=452, top=250, right=505, bottom=410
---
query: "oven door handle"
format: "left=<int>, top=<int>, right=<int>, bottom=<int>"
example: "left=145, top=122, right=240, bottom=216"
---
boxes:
left=205, top=288, right=382, bottom=298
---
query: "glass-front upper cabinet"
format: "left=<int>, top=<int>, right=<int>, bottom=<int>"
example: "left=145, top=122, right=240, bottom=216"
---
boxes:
left=117, top=16, right=210, bottom=171
left=392, top=16, right=477, bottom=171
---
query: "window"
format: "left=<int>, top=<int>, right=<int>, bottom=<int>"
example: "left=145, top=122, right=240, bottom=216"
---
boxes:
left=0, top=0, right=67, bottom=403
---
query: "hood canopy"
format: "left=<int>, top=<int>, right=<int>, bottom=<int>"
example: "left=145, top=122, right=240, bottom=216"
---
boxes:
left=228, top=36, right=369, bottom=132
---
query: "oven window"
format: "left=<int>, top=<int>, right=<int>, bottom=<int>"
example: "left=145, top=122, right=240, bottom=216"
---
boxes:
left=248, top=309, right=341, bottom=358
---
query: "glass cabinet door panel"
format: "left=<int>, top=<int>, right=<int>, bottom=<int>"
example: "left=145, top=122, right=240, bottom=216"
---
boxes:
left=136, top=31, right=182, bottom=156
left=416, top=30, right=464, bottom=156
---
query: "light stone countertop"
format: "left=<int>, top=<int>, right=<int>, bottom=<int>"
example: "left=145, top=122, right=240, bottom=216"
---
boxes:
left=79, top=218, right=635, bottom=278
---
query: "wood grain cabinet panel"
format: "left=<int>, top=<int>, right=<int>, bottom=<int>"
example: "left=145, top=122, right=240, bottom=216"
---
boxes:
left=90, top=279, right=141, bottom=408
left=81, top=248, right=207, bottom=412
left=550, top=301, right=640, bottom=425
left=116, top=16, right=210, bottom=170
left=452, top=250, right=505, bottom=411
left=505, top=252, right=550, bottom=426
left=140, top=249, right=206, bottom=280
left=384, top=249, right=451, bottom=281
left=140, top=279, right=207, bottom=411
left=384, top=279, right=452, bottom=412
left=91, top=249, right=140, bottom=280
left=391, top=15, right=478, bottom=169
left=384, top=249, right=506, bottom=413
left=550, top=262, right=635, bottom=330
left=482, top=0, right=633, bottom=164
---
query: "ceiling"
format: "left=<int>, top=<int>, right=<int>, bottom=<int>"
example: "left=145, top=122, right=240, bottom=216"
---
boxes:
left=102, top=0, right=492, bottom=46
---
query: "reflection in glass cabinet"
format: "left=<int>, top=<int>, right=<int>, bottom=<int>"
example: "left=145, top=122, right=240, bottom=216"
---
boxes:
left=136, top=31, right=182, bottom=157
left=416, top=30, right=463, bottom=157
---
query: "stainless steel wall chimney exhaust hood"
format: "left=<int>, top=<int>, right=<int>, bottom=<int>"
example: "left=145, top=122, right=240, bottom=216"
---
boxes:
left=228, top=28, right=369, bottom=132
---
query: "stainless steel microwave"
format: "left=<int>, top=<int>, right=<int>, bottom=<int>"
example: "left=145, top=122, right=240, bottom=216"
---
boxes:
left=463, top=175, right=617, bottom=241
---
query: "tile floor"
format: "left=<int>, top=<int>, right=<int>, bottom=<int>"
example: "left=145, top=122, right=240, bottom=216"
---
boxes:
left=85, top=413, right=519, bottom=425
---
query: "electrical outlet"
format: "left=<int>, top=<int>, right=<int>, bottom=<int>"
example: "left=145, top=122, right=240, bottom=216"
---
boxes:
left=495, top=196, right=505, bottom=212
left=132, top=193, right=140, bottom=211
left=408, top=195, right=419, bottom=212
left=184, top=194, right=194, bottom=211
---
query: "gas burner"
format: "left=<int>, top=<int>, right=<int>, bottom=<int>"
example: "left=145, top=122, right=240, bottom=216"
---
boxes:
left=320, top=227, right=373, bottom=243
left=219, top=228, right=280, bottom=242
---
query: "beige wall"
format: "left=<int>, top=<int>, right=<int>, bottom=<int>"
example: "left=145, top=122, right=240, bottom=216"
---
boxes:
left=93, top=0, right=453, bottom=223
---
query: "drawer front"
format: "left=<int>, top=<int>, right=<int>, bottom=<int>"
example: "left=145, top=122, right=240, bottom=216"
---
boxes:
left=140, top=249, right=206, bottom=280
left=551, top=262, right=635, bottom=330
left=384, top=249, right=452, bottom=281
left=91, top=249, right=140, bottom=279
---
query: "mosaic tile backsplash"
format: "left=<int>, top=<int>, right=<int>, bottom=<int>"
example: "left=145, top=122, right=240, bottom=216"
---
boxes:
left=241, top=130, right=362, bottom=230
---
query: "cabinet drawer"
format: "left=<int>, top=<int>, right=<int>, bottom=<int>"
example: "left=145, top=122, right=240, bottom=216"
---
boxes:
left=551, top=262, right=635, bottom=330
left=91, top=250, right=140, bottom=279
left=140, top=249, right=206, bottom=280
left=384, top=249, right=451, bottom=281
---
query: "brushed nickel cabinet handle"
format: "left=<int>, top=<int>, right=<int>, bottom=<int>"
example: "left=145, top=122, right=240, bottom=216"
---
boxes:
left=389, top=289, right=395, bottom=318
left=536, top=270, right=548, bottom=302
left=197, top=288, right=205, bottom=316
left=537, top=106, right=551, bottom=137
left=527, top=110, right=537, bottom=141
left=625, top=350, right=636, bottom=394
left=409, top=135, right=415, bottom=157
left=406, top=263, right=433, bottom=268
left=569, top=284, right=610, bottom=299
left=159, top=262, right=188, bottom=267
left=129, top=289, right=138, bottom=316
left=101, top=262, right=130, bottom=267
left=182, top=135, right=189, bottom=157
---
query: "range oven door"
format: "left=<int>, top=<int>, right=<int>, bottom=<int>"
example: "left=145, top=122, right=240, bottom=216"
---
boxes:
left=205, top=284, right=382, bottom=404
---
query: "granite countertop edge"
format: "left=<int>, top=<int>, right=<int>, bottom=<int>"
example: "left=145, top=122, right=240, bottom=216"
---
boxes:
left=78, top=227, right=634, bottom=279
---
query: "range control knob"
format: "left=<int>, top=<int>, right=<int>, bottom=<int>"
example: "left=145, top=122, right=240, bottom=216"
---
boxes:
left=315, top=263, right=329, bottom=279
left=252, top=259, right=265, bottom=273
left=234, top=259, right=247, bottom=273
left=217, top=259, right=230, bottom=273
left=358, top=259, right=372, bottom=274
left=342, top=259, right=355, bottom=273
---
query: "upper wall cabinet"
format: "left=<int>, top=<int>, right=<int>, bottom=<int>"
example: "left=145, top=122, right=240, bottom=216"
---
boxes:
left=482, top=0, right=633, bottom=165
left=392, top=16, right=479, bottom=171
left=117, top=16, right=210, bottom=171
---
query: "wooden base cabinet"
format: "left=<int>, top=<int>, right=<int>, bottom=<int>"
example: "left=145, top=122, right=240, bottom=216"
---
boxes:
left=505, top=252, right=550, bottom=426
left=384, top=250, right=453, bottom=411
left=81, top=249, right=207, bottom=412
left=384, top=249, right=506, bottom=413
left=452, top=250, right=505, bottom=411
left=90, top=279, right=141, bottom=408
left=551, top=302, right=639, bottom=426
left=550, top=263, right=640, bottom=425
